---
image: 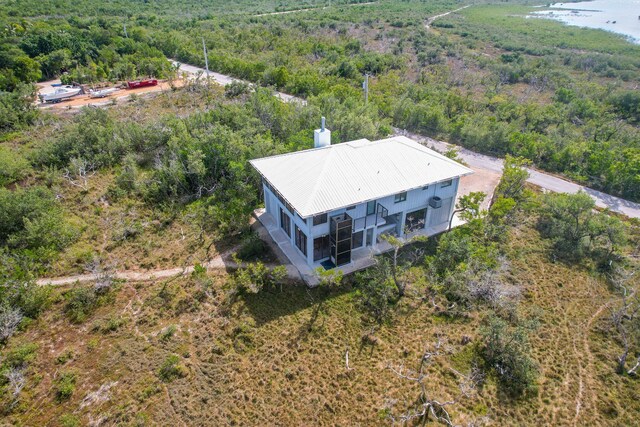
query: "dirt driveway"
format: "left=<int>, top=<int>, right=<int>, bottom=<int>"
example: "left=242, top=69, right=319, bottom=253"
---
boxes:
left=36, top=79, right=185, bottom=110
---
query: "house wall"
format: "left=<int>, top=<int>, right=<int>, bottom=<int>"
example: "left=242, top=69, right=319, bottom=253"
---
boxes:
left=263, top=183, right=313, bottom=263
left=264, top=177, right=461, bottom=268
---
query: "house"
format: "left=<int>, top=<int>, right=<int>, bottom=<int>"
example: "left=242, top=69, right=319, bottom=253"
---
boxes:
left=249, top=121, right=473, bottom=279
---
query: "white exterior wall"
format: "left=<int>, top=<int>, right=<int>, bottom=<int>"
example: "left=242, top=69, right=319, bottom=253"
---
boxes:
left=263, top=183, right=313, bottom=263
left=264, top=177, right=460, bottom=268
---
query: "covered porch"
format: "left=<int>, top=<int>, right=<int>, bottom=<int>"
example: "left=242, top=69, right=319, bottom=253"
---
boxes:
left=254, top=208, right=458, bottom=287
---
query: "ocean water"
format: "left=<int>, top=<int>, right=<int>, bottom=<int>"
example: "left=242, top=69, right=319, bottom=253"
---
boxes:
left=532, top=0, right=640, bottom=43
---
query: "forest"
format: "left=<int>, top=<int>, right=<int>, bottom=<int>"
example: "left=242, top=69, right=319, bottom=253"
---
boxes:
left=1, top=0, right=639, bottom=199
left=0, top=0, right=639, bottom=425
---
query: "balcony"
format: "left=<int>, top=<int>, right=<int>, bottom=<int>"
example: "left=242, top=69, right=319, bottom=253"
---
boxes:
left=352, top=203, right=389, bottom=231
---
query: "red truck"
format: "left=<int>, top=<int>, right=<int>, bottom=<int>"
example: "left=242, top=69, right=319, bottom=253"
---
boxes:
left=126, top=79, right=158, bottom=89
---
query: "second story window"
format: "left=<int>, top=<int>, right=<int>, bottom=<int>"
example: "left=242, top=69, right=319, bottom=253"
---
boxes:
left=441, top=179, right=453, bottom=188
left=346, top=205, right=356, bottom=210
left=313, top=213, right=328, bottom=226
left=394, top=191, right=407, bottom=203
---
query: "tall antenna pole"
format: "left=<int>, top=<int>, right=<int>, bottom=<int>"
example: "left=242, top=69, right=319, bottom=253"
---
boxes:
left=363, top=73, right=369, bottom=104
left=202, top=37, right=210, bottom=82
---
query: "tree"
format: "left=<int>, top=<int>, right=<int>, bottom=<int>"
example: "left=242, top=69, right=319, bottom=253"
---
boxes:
left=385, top=337, right=482, bottom=425
left=608, top=266, right=640, bottom=375
left=377, top=233, right=427, bottom=298
left=496, top=155, right=530, bottom=200
left=539, top=192, right=626, bottom=263
left=449, top=191, right=486, bottom=230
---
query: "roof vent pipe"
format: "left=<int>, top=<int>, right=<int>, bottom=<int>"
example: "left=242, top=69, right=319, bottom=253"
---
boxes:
left=314, top=116, right=331, bottom=148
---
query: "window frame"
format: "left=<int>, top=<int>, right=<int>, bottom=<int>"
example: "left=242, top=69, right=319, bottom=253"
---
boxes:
left=394, top=191, right=407, bottom=203
left=313, top=213, right=328, bottom=226
left=441, top=179, right=453, bottom=188
left=294, top=225, right=307, bottom=256
left=280, top=208, right=291, bottom=237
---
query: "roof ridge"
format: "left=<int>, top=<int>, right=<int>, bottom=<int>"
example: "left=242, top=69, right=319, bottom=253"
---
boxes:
left=249, top=142, right=333, bottom=165
left=303, top=147, right=335, bottom=215
left=394, top=136, right=474, bottom=172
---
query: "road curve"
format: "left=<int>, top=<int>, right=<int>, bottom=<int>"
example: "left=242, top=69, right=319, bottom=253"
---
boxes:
left=174, top=60, right=639, bottom=218
left=171, top=61, right=306, bottom=104
left=396, top=128, right=640, bottom=218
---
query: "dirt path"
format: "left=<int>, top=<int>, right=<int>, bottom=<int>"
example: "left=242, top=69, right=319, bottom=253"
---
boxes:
left=572, top=299, right=612, bottom=426
left=36, top=247, right=300, bottom=286
left=425, top=5, right=470, bottom=28
left=253, top=1, right=376, bottom=17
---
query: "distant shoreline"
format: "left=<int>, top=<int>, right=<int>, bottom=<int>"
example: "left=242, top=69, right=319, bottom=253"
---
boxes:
left=532, top=0, right=640, bottom=44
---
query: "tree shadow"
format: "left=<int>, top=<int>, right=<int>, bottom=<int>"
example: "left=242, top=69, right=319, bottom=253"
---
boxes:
left=241, top=281, right=352, bottom=327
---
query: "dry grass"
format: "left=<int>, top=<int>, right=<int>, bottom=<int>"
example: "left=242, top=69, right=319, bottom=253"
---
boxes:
left=2, top=221, right=639, bottom=426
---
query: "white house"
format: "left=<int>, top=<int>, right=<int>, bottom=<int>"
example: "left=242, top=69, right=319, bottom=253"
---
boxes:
left=249, top=122, right=473, bottom=273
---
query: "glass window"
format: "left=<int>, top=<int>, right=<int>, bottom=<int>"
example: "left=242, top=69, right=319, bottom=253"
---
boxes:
left=280, top=208, right=291, bottom=237
left=313, top=235, right=330, bottom=261
left=346, top=205, right=356, bottom=211
left=313, top=213, right=328, bottom=226
left=295, top=225, right=307, bottom=256
left=422, top=185, right=429, bottom=190
left=352, top=231, right=364, bottom=248
left=366, top=200, right=376, bottom=215
left=394, top=191, right=407, bottom=203
left=441, top=179, right=452, bottom=188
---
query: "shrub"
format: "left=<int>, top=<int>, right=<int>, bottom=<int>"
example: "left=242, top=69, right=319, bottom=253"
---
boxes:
left=481, top=314, right=538, bottom=397
left=0, top=146, right=30, bottom=186
left=160, top=325, right=177, bottom=342
left=228, top=259, right=287, bottom=294
left=59, top=414, right=80, bottom=427
left=1, top=343, right=38, bottom=370
left=64, top=286, right=98, bottom=323
left=158, top=354, right=187, bottom=382
left=224, top=81, right=251, bottom=98
left=54, top=371, right=77, bottom=402
left=236, top=233, right=266, bottom=261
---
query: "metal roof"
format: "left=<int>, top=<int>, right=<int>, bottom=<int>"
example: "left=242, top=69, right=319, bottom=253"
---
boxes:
left=249, top=135, right=474, bottom=218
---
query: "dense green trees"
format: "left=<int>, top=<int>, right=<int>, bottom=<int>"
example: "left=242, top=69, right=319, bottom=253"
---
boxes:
left=1, top=0, right=638, bottom=200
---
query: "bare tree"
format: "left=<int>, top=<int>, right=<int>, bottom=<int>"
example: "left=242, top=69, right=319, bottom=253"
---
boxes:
left=0, top=305, right=23, bottom=342
left=5, top=368, right=25, bottom=399
left=466, top=257, right=520, bottom=311
left=87, top=258, right=117, bottom=294
left=385, top=337, right=482, bottom=425
left=609, top=266, right=640, bottom=375
left=63, top=157, right=96, bottom=191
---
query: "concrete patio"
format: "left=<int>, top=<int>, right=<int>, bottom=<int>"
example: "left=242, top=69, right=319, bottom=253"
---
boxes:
left=254, top=208, right=460, bottom=287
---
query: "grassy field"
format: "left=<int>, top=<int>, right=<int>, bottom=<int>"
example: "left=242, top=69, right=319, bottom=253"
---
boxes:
left=2, top=217, right=638, bottom=426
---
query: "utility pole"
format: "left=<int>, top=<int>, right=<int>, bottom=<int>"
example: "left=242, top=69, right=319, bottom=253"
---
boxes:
left=123, top=24, right=128, bottom=38
left=202, top=37, right=210, bottom=82
left=363, top=73, right=369, bottom=104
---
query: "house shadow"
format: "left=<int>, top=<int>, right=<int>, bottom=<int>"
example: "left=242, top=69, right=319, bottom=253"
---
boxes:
left=240, top=280, right=354, bottom=328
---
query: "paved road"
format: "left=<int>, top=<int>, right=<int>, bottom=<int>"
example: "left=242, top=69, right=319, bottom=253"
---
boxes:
left=171, top=61, right=306, bottom=104
left=396, top=128, right=640, bottom=218
left=174, top=60, right=640, bottom=218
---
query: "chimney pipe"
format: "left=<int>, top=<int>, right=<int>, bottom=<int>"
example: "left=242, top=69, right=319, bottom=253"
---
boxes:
left=314, top=116, right=331, bottom=148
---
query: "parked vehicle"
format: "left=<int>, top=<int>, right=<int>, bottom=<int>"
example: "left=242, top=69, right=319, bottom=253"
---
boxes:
left=126, top=79, right=158, bottom=89
left=39, top=85, right=82, bottom=103
left=89, top=87, right=119, bottom=98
